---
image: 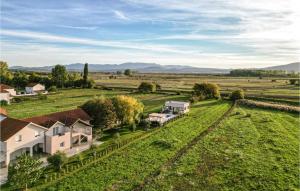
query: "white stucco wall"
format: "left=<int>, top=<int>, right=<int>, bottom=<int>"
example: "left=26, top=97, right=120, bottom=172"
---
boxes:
left=0, top=93, right=11, bottom=103
left=25, top=84, right=45, bottom=94
left=4, top=123, right=46, bottom=164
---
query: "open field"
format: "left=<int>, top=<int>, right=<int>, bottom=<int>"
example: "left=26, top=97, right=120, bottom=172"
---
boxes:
left=92, top=73, right=300, bottom=99
left=33, top=100, right=231, bottom=190
left=142, top=106, right=300, bottom=191
left=3, top=89, right=188, bottom=119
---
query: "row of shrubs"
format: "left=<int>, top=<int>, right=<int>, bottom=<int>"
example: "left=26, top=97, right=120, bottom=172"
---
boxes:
left=237, top=99, right=300, bottom=113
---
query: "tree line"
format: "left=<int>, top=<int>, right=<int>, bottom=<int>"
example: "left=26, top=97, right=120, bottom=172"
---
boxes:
left=229, top=69, right=299, bottom=77
left=0, top=61, right=94, bottom=90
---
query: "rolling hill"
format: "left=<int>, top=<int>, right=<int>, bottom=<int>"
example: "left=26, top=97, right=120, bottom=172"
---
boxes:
left=9, top=62, right=299, bottom=73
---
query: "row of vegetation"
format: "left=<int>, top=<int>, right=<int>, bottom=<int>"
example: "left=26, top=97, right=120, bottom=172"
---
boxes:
left=229, top=69, right=299, bottom=77
left=0, top=61, right=94, bottom=90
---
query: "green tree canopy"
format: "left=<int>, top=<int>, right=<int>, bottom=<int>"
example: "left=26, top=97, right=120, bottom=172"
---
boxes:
left=81, top=97, right=118, bottom=129
left=124, top=69, right=132, bottom=76
left=51, top=65, right=67, bottom=88
left=193, top=82, right=220, bottom=99
left=12, top=72, right=28, bottom=89
left=138, top=82, right=156, bottom=93
left=83, top=63, right=89, bottom=87
left=7, top=153, right=43, bottom=190
left=0, top=61, right=13, bottom=84
left=47, top=151, right=67, bottom=171
left=230, top=89, right=245, bottom=100
left=112, top=95, right=144, bottom=125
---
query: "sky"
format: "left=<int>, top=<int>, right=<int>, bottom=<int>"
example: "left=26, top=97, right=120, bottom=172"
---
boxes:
left=0, top=0, right=299, bottom=68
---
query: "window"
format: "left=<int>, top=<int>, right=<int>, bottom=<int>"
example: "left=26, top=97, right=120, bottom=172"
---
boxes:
left=60, top=142, right=64, bottom=147
left=34, top=131, right=40, bottom=137
left=15, top=135, right=22, bottom=142
left=53, top=127, right=59, bottom=135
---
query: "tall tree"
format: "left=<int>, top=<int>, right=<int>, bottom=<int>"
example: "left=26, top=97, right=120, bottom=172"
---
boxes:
left=193, top=83, right=220, bottom=99
left=81, top=97, right=118, bottom=129
left=112, top=95, right=144, bottom=125
left=124, top=69, right=132, bottom=76
left=8, top=154, right=43, bottom=190
left=0, top=61, right=13, bottom=84
left=83, top=63, right=88, bottom=87
left=51, top=65, right=67, bottom=88
left=12, top=72, right=28, bottom=89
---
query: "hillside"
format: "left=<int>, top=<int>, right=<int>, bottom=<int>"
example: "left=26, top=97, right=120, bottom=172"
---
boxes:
left=10, top=62, right=230, bottom=74
left=9, top=62, right=299, bottom=73
left=262, top=62, right=300, bottom=72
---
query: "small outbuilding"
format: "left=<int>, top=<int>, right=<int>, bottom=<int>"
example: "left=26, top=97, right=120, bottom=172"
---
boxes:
left=163, top=101, right=190, bottom=114
left=25, top=83, right=46, bottom=94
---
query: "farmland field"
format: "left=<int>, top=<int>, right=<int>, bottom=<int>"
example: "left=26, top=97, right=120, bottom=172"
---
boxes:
left=92, top=73, right=300, bottom=100
left=3, top=89, right=188, bottom=119
left=33, top=100, right=231, bottom=190
left=142, top=106, right=300, bottom=191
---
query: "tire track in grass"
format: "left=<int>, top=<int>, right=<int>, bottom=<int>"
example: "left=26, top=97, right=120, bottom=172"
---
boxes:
left=134, top=101, right=236, bottom=191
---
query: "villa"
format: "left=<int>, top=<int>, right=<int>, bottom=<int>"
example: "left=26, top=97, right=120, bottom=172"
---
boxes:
left=0, top=108, right=92, bottom=167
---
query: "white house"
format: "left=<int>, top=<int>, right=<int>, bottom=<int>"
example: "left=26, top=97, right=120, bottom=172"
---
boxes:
left=163, top=101, right=190, bottom=114
left=0, top=84, right=16, bottom=104
left=0, top=108, right=92, bottom=167
left=25, top=83, right=46, bottom=94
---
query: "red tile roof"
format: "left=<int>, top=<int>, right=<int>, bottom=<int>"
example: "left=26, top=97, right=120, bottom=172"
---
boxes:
left=0, top=117, right=30, bottom=141
left=0, top=84, right=14, bottom=93
left=23, top=108, right=91, bottom=128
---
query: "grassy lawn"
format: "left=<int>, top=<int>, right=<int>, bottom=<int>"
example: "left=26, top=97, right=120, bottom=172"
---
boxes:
left=33, top=100, right=231, bottom=191
left=142, top=106, right=299, bottom=191
left=3, top=89, right=188, bottom=119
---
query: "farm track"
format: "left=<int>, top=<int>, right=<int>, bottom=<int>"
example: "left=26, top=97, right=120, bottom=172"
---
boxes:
left=133, top=101, right=236, bottom=191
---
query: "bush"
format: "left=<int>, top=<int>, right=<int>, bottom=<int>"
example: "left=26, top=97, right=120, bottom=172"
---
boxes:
left=47, top=151, right=67, bottom=171
left=47, top=85, right=57, bottom=92
left=12, top=97, right=23, bottom=103
left=37, top=93, right=47, bottom=100
left=139, top=119, right=150, bottom=130
left=138, top=82, right=156, bottom=93
left=193, top=82, right=220, bottom=99
left=151, top=121, right=162, bottom=128
left=0, top=100, right=8, bottom=106
left=86, top=79, right=95, bottom=88
left=230, top=89, right=244, bottom=100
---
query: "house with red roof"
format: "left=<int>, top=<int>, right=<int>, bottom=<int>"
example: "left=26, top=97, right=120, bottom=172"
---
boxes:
left=0, top=108, right=92, bottom=167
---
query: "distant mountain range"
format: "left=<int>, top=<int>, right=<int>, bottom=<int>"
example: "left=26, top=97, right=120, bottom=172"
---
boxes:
left=261, top=62, right=299, bottom=72
left=9, top=62, right=300, bottom=73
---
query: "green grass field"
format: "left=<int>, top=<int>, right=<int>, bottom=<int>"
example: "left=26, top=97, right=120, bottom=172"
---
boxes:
left=142, top=106, right=299, bottom=191
left=3, top=89, right=188, bottom=119
left=33, top=100, right=231, bottom=191
left=92, top=73, right=300, bottom=99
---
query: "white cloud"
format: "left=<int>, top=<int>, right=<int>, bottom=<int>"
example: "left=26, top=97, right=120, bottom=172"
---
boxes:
left=113, top=10, right=130, bottom=20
